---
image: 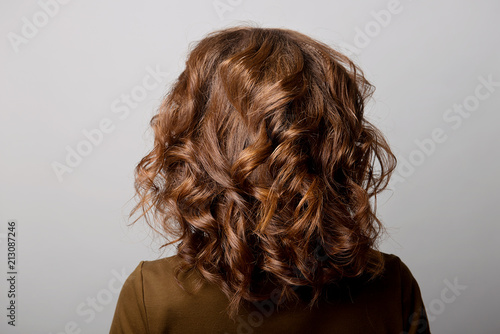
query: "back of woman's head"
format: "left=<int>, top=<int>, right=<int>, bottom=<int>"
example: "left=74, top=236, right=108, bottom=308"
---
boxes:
left=130, top=25, right=397, bottom=320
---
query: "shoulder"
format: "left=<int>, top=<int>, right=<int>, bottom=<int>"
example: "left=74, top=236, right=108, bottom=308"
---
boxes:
left=119, top=260, right=146, bottom=294
left=110, top=261, right=150, bottom=333
left=379, top=251, right=426, bottom=299
left=376, top=251, right=424, bottom=298
left=380, top=251, right=402, bottom=271
left=118, top=255, right=189, bottom=303
left=378, top=252, right=431, bottom=333
left=137, top=254, right=209, bottom=305
left=139, top=254, right=201, bottom=288
left=140, top=254, right=181, bottom=277
left=126, top=254, right=231, bottom=333
left=132, top=252, right=417, bottom=291
left=110, top=256, right=189, bottom=334
left=378, top=251, right=417, bottom=283
left=349, top=251, right=422, bottom=302
left=120, top=255, right=180, bottom=286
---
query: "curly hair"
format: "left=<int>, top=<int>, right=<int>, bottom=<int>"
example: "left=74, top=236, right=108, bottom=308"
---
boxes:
left=129, top=25, right=397, bottom=321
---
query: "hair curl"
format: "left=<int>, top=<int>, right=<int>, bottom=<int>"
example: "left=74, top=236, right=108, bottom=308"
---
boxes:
left=129, top=25, right=397, bottom=321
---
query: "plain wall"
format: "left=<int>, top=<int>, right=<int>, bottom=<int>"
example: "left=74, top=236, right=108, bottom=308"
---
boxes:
left=1, top=0, right=499, bottom=333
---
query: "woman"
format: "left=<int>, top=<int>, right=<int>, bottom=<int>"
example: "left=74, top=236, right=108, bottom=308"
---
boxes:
left=110, top=25, right=431, bottom=334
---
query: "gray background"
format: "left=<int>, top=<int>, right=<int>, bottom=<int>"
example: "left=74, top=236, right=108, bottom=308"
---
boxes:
left=1, top=0, right=499, bottom=333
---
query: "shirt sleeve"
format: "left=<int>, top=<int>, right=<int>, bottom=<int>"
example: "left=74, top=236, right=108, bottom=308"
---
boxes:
left=109, top=261, right=150, bottom=334
left=399, top=258, right=431, bottom=334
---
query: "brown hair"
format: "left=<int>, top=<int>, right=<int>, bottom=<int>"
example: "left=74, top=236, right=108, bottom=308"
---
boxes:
left=129, top=25, right=397, bottom=320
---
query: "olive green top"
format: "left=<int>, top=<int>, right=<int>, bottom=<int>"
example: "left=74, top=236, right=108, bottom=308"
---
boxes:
left=109, top=252, right=431, bottom=333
